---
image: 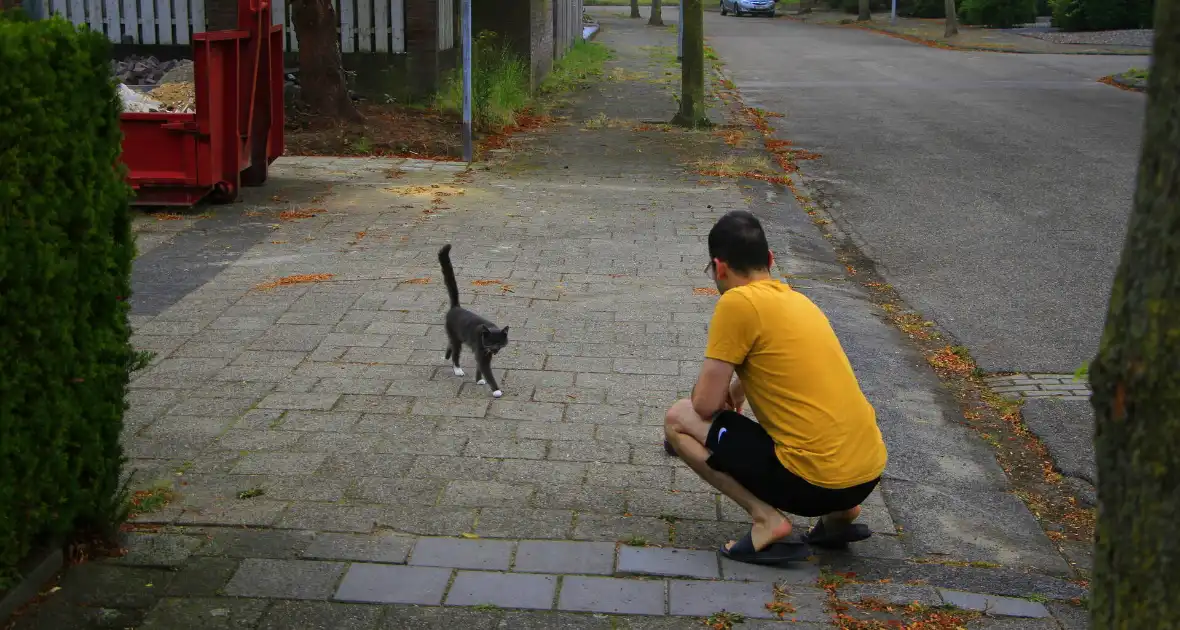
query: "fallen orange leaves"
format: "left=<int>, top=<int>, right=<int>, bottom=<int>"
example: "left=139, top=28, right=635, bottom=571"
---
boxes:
left=154, top=213, right=185, bottom=221
left=279, top=208, right=321, bottom=221
left=403, top=277, right=431, bottom=284
left=927, top=345, right=975, bottom=377
left=253, top=273, right=334, bottom=290
left=1099, top=75, right=1141, bottom=92
left=471, top=280, right=504, bottom=286
left=693, top=287, right=720, bottom=296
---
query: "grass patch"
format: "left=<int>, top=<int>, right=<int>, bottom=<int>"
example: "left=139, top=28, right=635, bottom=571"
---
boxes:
left=705, top=611, right=747, bottom=629
left=1124, top=67, right=1149, bottom=80
left=237, top=487, right=266, bottom=500
left=540, top=40, right=613, bottom=95
left=693, top=155, right=778, bottom=178
left=126, top=482, right=175, bottom=519
left=436, top=31, right=530, bottom=131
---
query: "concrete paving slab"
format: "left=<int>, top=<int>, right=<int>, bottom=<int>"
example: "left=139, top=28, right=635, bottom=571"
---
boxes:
left=334, top=563, right=452, bottom=605
left=444, top=571, right=557, bottom=609
left=883, top=480, right=1072, bottom=575
left=557, top=576, right=666, bottom=616
left=1021, top=399, right=1097, bottom=485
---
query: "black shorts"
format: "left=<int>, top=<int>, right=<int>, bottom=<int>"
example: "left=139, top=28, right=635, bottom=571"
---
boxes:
left=704, top=410, right=880, bottom=518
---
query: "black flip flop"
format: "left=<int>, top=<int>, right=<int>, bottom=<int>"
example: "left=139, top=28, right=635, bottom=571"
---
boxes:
left=719, top=530, right=812, bottom=566
left=804, top=520, right=872, bottom=550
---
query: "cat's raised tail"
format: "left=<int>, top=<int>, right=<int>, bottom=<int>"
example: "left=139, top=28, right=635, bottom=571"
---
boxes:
left=438, top=244, right=461, bottom=309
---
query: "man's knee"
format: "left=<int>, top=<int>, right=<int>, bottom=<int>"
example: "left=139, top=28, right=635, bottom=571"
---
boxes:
left=664, top=398, right=695, bottom=432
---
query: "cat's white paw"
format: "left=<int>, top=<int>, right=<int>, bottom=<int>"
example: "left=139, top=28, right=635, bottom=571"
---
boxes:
left=452, top=367, right=465, bottom=377
left=476, top=379, right=487, bottom=385
left=492, top=390, right=503, bottom=398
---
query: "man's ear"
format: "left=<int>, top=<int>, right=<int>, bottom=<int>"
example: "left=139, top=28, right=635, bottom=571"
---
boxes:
left=715, top=259, right=730, bottom=280
left=768, top=251, right=776, bottom=268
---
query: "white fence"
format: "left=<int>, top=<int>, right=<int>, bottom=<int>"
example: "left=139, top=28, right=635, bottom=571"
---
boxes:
left=37, top=0, right=407, bottom=52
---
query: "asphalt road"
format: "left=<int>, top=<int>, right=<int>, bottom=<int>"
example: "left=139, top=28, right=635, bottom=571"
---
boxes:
left=698, top=14, right=1150, bottom=373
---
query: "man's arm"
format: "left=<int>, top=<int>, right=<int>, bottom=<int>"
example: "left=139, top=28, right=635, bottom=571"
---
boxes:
left=691, top=358, right=737, bottom=420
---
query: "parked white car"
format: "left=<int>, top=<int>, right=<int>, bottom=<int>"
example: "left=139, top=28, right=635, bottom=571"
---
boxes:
left=720, top=0, right=778, bottom=17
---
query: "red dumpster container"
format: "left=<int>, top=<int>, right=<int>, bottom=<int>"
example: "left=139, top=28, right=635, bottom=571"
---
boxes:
left=119, top=0, right=284, bottom=206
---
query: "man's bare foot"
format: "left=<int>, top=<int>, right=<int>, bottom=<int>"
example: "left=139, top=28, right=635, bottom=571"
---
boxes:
left=723, top=515, right=792, bottom=553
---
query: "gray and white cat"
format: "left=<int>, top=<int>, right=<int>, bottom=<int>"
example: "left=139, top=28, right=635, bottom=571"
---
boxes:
left=438, top=244, right=510, bottom=398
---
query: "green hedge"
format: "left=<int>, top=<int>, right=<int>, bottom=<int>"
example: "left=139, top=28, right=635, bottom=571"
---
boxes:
left=835, top=0, right=894, bottom=14
left=960, top=0, right=1038, bottom=26
left=1051, top=0, right=1153, bottom=30
left=0, top=11, right=133, bottom=590
left=903, top=0, right=948, bottom=18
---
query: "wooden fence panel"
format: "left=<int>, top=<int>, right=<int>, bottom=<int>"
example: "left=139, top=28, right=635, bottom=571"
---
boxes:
left=37, top=0, right=404, bottom=53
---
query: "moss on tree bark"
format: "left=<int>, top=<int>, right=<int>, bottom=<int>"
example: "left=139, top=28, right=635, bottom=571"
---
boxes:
left=1089, top=0, right=1180, bottom=626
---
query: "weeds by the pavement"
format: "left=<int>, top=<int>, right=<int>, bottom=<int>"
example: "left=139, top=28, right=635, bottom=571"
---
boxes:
left=437, top=31, right=530, bottom=130
left=125, top=482, right=174, bottom=520
left=705, top=610, right=746, bottom=629
left=541, top=41, right=613, bottom=95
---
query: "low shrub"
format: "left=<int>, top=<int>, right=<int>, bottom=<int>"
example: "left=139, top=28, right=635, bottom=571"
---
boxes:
left=1051, top=0, right=1153, bottom=30
left=903, top=0, right=947, bottom=18
left=0, top=13, right=134, bottom=589
left=960, top=0, right=1037, bottom=26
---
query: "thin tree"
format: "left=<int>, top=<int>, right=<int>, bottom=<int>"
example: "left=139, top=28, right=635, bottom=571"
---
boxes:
left=1088, top=0, right=1180, bottom=626
left=649, top=0, right=664, bottom=26
left=797, top=0, right=817, bottom=14
left=672, top=0, right=707, bottom=128
left=631, top=0, right=642, bottom=18
left=859, top=0, right=871, bottom=21
left=944, top=0, right=959, bottom=35
left=289, top=0, right=362, bottom=123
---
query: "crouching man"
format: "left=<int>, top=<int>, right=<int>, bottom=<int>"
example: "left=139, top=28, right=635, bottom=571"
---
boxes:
left=664, top=210, right=888, bottom=565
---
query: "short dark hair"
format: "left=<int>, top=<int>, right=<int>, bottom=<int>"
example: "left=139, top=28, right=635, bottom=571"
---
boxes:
left=708, top=210, right=770, bottom=273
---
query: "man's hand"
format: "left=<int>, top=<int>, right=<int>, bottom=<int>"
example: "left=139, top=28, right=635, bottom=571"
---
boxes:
left=726, top=378, right=745, bottom=414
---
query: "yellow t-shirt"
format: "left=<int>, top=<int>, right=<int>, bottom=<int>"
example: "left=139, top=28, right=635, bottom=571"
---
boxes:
left=705, top=279, right=887, bottom=489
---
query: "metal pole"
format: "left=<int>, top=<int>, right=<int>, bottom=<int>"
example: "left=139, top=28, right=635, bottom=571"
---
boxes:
left=890, top=0, right=897, bottom=24
left=677, top=0, right=684, bottom=60
left=461, top=0, right=473, bottom=163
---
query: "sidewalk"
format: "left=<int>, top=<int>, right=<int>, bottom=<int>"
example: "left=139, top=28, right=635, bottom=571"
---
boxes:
left=10, top=15, right=1086, bottom=630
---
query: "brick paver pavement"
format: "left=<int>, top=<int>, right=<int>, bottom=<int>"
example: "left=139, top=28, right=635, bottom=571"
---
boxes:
left=6, top=14, right=1088, bottom=630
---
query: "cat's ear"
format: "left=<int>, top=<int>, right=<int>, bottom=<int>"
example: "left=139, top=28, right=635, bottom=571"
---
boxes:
left=500, top=326, right=509, bottom=335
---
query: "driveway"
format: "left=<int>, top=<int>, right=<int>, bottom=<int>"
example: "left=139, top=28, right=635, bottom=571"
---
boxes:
left=703, top=14, right=1149, bottom=373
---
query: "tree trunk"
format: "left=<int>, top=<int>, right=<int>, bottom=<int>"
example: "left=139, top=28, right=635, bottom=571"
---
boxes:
left=944, top=0, right=959, bottom=35
left=858, top=0, right=871, bottom=20
left=649, top=0, right=664, bottom=25
left=1089, top=1, right=1180, bottom=627
left=289, top=0, right=363, bottom=123
left=631, top=0, right=642, bottom=18
left=672, top=0, right=708, bottom=128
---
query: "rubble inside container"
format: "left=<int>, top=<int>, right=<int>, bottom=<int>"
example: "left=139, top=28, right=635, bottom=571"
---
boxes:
left=113, top=56, right=196, bottom=113
left=111, top=55, right=192, bottom=85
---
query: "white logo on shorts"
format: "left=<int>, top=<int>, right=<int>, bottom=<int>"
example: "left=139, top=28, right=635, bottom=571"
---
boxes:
left=717, top=427, right=727, bottom=442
